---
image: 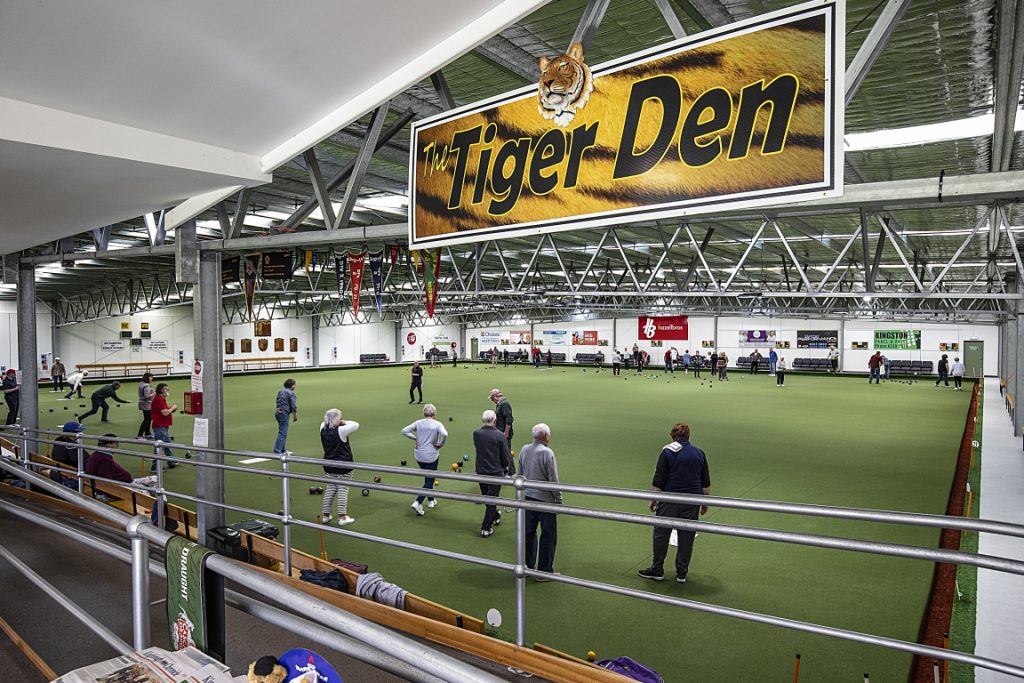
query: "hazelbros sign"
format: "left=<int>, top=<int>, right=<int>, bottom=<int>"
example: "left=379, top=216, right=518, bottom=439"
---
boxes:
left=409, top=0, right=843, bottom=248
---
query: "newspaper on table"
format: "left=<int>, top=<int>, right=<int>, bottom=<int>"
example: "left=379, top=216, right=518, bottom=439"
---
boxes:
left=51, top=645, right=235, bottom=683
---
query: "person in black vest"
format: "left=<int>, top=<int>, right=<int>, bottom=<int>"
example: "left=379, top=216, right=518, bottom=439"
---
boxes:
left=409, top=361, right=424, bottom=404
left=3, top=369, right=19, bottom=426
left=637, top=422, right=711, bottom=584
left=935, top=354, right=950, bottom=387
left=320, top=408, right=360, bottom=526
left=473, top=410, right=514, bottom=537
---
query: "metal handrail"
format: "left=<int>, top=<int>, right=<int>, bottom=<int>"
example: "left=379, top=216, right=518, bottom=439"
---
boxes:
left=4, top=428, right=1024, bottom=678
left=13, top=425, right=1024, bottom=540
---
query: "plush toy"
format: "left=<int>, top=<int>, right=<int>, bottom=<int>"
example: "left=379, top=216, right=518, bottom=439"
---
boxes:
left=247, top=655, right=287, bottom=683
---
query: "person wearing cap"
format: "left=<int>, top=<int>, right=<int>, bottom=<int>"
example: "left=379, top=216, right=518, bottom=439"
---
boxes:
left=488, top=388, right=514, bottom=447
left=63, top=369, right=88, bottom=399
left=3, top=369, right=19, bottom=426
left=51, top=421, right=87, bottom=467
left=51, top=357, right=67, bottom=393
left=78, top=381, right=129, bottom=423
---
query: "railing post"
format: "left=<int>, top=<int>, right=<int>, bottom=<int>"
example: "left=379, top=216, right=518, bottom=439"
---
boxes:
left=76, top=441, right=84, bottom=494
left=127, top=517, right=151, bottom=650
left=514, top=474, right=526, bottom=646
left=154, top=449, right=165, bottom=530
left=281, top=451, right=292, bottom=576
left=19, top=427, right=29, bottom=465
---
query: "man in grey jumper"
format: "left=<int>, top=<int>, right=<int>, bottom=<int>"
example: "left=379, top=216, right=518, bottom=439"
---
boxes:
left=518, top=423, right=563, bottom=579
left=473, top=410, right=513, bottom=537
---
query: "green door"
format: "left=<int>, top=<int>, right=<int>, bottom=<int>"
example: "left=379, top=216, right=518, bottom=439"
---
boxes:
left=470, top=337, right=479, bottom=360
left=963, top=340, right=984, bottom=378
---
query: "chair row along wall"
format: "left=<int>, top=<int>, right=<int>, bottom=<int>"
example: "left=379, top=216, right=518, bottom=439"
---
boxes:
left=0, top=302, right=1003, bottom=379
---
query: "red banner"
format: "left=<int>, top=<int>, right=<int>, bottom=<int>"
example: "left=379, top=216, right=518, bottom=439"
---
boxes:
left=572, top=330, right=598, bottom=345
left=637, top=316, right=688, bottom=341
left=424, top=250, right=441, bottom=317
left=389, top=244, right=400, bottom=268
left=349, top=251, right=366, bottom=316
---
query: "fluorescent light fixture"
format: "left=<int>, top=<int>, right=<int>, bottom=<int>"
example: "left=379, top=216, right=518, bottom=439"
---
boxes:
left=845, top=109, right=1024, bottom=151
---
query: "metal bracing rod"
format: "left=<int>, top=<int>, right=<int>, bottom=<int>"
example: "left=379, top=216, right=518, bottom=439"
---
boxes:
left=516, top=240, right=545, bottom=291
left=651, top=0, right=688, bottom=38
left=429, top=71, right=457, bottom=111
left=722, top=220, right=766, bottom=290
left=643, top=226, right=680, bottom=291
left=999, top=205, right=1024, bottom=278
left=0, top=543, right=133, bottom=656
left=546, top=234, right=576, bottom=290
left=143, top=212, right=165, bottom=247
left=685, top=225, right=720, bottom=290
left=573, top=230, right=609, bottom=293
left=303, top=149, right=337, bottom=229
left=277, top=110, right=415, bottom=233
left=91, top=226, right=111, bottom=251
left=772, top=220, right=815, bottom=294
left=817, top=225, right=862, bottom=290
left=443, top=246, right=469, bottom=292
left=991, top=0, right=1024, bottom=173
left=570, top=0, right=612, bottom=51
left=334, top=102, right=391, bottom=230
left=230, top=188, right=252, bottom=240
left=845, top=0, right=913, bottom=105
left=928, top=208, right=992, bottom=294
left=868, top=224, right=887, bottom=291
left=655, top=225, right=685, bottom=289
left=214, top=201, right=232, bottom=236
left=610, top=229, right=643, bottom=290
left=876, top=217, right=925, bottom=291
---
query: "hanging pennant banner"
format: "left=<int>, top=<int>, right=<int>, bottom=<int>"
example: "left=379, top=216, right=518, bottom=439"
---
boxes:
left=304, top=250, right=313, bottom=273
left=261, top=251, right=293, bottom=280
left=424, top=250, right=441, bottom=318
left=334, top=256, right=347, bottom=299
left=389, top=244, right=400, bottom=268
left=242, top=255, right=259, bottom=322
left=409, top=0, right=843, bottom=249
left=412, top=250, right=420, bottom=272
left=349, top=251, right=366, bottom=316
left=369, top=250, right=385, bottom=316
left=221, top=256, right=240, bottom=285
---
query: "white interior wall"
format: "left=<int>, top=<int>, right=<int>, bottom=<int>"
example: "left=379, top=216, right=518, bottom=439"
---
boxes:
left=59, top=307, right=194, bottom=373
left=0, top=301, right=54, bottom=372
left=223, top=317, right=314, bottom=367
left=317, top=320, right=396, bottom=365
left=842, top=320, right=998, bottom=375
left=399, top=322, right=462, bottom=361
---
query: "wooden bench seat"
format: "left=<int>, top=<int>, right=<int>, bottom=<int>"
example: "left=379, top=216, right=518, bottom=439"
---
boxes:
left=224, top=356, right=297, bottom=371
left=76, top=361, right=172, bottom=378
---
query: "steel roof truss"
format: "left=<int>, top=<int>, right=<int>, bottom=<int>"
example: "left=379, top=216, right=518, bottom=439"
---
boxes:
left=845, top=0, right=913, bottom=106
left=333, top=102, right=391, bottom=230
left=928, top=207, right=993, bottom=294
left=722, top=220, right=766, bottom=290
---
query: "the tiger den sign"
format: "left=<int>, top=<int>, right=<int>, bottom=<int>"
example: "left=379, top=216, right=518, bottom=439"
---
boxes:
left=409, top=0, right=843, bottom=249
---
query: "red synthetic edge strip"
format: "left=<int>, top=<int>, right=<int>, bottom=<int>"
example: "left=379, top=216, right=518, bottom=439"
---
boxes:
left=910, top=380, right=979, bottom=682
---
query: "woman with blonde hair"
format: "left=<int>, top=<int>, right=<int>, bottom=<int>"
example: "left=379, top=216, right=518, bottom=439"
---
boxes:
left=320, top=408, right=359, bottom=526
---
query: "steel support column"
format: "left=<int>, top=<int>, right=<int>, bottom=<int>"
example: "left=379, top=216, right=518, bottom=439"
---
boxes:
left=1015, top=298, right=1024, bottom=437
left=311, top=316, right=320, bottom=368
left=194, top=251, right=225, bottom=540
left=17, top=261, right=39, bottom=435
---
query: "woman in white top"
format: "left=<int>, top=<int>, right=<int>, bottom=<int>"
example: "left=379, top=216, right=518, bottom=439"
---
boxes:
left=950, top=357, right=966, bottom=391
left=401, top=403, right=448, bottom=515
left=776, top=357, right=787, bottom=386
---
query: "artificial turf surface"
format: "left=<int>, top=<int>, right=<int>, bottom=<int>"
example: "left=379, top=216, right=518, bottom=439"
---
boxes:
left=36, top=364, right=973, bottom=681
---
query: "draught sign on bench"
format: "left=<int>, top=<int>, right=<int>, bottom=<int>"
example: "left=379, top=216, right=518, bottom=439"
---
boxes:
left=165, top=536, right=225, bottom=661
left=409, top=0, right=844, bottom=248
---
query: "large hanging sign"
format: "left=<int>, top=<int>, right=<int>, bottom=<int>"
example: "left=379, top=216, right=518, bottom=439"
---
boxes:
left=408, top=0, right=843, bottom=249
left=874, top=330, right=922, bottom=350
left=638, top=316, right=689, bottom=341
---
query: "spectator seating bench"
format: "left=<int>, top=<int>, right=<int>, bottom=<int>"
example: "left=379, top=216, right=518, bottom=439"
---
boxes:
left=426, top=350, right=449, bottom=361
left=75, top=361, right=173, bottom=378
left=224, top=357, right=297, bottom=372
left=791, top=358, right=832, bottom=373
left=574, top=353, right=605, bottom=364
left=359, top=354, right=389, bottom=364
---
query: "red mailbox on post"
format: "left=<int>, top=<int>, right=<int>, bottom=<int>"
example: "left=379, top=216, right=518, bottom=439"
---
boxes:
left=183, top=391, right=203, bottom=415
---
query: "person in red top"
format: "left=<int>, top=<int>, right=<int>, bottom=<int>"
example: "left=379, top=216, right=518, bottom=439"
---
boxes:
left=150, top=383, right=190, bottom=472
left=663, top=349, right=674, bottom=374
left=84, top=434, right=133, bottom=483
left=868, top=351, right=882, bottom=384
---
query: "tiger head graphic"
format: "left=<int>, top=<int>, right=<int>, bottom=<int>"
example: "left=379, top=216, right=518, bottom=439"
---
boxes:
left=538, top=42, right=594, bottom=128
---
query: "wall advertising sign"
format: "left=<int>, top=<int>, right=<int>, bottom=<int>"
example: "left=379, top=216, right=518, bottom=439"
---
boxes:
left=409, top=0, right=843, bottom=248
left=542, top=330, right=568, bottom=345
left=572, top=330, right=599, bottom=345
left=480, top=331, right=504, bottom=346
left=146, top=340, right=169, bottom=350
left=101, top=341, right=126, bottom=351
left=797, top=330, right=838, bottom=348
left=738, top=330, right=777, bottom=347
left=511, top=330, right=532, bottom=345
left=874, top=330, right=922, bottom=350
left=638, top=316, right=689, bottom=341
